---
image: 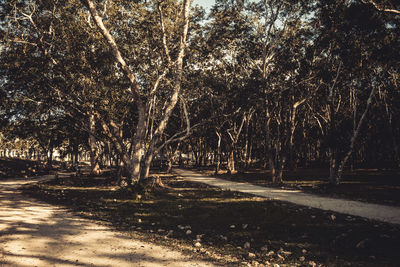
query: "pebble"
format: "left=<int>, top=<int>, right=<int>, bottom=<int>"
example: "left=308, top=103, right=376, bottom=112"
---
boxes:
left=194, top=242, right=201, bottom=248
left=299, top=256, right=305, bottom=262
left=248, top=252, right=256, bottom=259
left=230, top=224, right=236, bottom=229
left=242, top=224, right=248, bottom=229
left=266, top=251, right=275, bottom=256
left=244, top=242, right=251, bottom=249
left=308, top=261, right=316, bottom=267
left=302, top=249, right=307, bottom=254
left=186, top=230, right=192, bottom=235
left=282, top=251, right=292, bottom=256
left=356, top=239, right=368, bottom=249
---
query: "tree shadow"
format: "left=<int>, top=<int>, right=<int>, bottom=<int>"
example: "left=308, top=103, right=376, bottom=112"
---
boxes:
left=0, top=177, right=212, bottom=266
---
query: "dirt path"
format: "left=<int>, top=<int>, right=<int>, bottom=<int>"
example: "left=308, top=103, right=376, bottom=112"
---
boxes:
left=173, top=169, right=400, bottom=225
left=0, top=175, right=215, bottom=267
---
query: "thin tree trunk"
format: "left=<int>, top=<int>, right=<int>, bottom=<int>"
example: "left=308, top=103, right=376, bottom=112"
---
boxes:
left=89, top=114, right=100, bottom=174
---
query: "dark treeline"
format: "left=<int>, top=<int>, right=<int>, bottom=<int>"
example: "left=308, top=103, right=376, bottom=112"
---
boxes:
left=0, top=0, right=399, bottom=185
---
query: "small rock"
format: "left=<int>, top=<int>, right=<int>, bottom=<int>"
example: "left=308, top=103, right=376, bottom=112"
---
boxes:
left=277, top=254, right=285, bottom=260
left=196, top=234, right=203, bottom=241
left=230, top=224, right=236, bottom=229
left=185, top=225, right=191, bottom=229
left=248, top=252, right=256, bottom=259
left=330, top=214, right=336, bottom=221
left=356, top=239, right=368, bottom=249
left=261, top=245, right=268, bottom=251
left=220, top=235, right=228, bottom=241
left=311, top=215, right=316, bottom=219
left=186, top=230, right=192, bottom=235
left=273, top=264, right=280, bottom=267
left=266, top=251, right=275, bottom=257
left=137, top=218, right=142, bottom=223
left=308, top=261, right=316, bottom=267
left=251, top=260, right=259, bottom=266
left=282, top=251, right=292, bottom=256
left=157, top=229, right=164, bottom=232
left=178, top=225, right=184, bottom=230
left=242, top=224, right=248, bottom=229
left=194, top=242, right=201, bottom=248
left=299, top=256, right=305, bottom=262
left=302, top=249, right=307, bottom=254
left=151, top=222, right=156, bottom=226
left=244, top=242, right=251, bottom=249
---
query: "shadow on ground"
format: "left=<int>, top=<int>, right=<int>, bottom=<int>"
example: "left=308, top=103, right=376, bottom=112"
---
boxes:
left=0, top=178, right=214, bottom=267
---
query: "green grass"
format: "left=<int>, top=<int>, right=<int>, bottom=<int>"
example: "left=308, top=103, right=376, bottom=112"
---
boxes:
left=22, top=172, right=400, bottom=266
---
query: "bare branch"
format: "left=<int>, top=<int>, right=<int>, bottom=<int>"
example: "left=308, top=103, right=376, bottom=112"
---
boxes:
left=361, top=0, right=400, bottom=14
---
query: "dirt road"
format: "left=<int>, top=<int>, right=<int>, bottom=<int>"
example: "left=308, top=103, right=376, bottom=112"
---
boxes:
left=0, top=176, right=215, bottom=267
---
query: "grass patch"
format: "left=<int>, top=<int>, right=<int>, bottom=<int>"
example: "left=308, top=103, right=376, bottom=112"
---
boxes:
left=22, top=172, right=400, bottom=266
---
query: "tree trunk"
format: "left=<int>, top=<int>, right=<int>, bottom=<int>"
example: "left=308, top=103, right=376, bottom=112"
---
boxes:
left=227, top=150, right=235, bottom=174
left=215, top=131, right=222, bottom=174
left=89, top=114, right=101, bottom=175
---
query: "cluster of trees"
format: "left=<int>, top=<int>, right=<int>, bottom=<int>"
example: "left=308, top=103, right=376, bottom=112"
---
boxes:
left=1, top=0, right=399, bottom=186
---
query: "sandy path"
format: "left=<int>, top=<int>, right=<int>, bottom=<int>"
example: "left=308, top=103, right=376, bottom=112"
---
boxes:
left=173, top=169, right=400, bottom=225
left=0, top=176, right=215, bottom=267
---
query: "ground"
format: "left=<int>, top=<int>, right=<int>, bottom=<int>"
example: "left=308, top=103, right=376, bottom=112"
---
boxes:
left=0, top=174, right=215, bottom=267
left=1, top=158, right=400, bottom=266
left=195, top=168, right=400, bottom=207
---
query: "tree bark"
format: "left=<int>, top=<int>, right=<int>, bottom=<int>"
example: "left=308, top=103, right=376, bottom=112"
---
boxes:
left=89, top=114, right=100, bottom=175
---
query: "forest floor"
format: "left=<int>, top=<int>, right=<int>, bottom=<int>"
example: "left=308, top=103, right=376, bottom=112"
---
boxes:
left=192, top=167, right=400, bottom=207
left=0, top=157, right=50, bottom=179
left=0, top=173, right=216, bottom=267
left=173, top=168, right=400, bottom=224
left=2, top=158, right=400, bottom=266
